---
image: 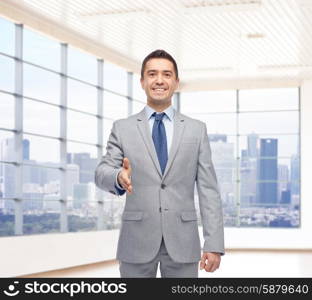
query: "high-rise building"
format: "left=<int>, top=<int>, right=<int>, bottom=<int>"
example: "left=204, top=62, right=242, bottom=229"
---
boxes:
left=210, top=139, right=235, bottom=206
left=1, top=138, right=30, bottom=201
left=66, top=164, right=79, bottom=200
left=209, top=134, right=227, bottom=143
left=240, top=149, right=257, bottom=206
left=278, top=164, right=289, bottom=203
left=67, top=153, right=97, bottom=184
left=280, top=190, right=291, bottom=204
left=290, top=154, right=300, bottom=198
left=257, top=138, right=278, bottom=205
left=23, top=139, right=30, bottom=160
left=73, top=183, right=90, bottom=209
left=240, top=134, right=259, bottom=207
left=1, top=138, right=16, bottom=202
left=247, top=133, right=258, bottom=158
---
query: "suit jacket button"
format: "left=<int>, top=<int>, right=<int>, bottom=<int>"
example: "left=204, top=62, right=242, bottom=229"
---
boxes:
left=161, top=184, right=166, bottom=189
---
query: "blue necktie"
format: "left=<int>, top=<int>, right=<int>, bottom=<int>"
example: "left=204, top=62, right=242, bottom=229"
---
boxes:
left=152, top=112, right=168, bottom=175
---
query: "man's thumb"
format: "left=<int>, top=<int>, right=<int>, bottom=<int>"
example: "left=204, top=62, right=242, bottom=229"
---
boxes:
left=123, top=157, right=130, bottom=170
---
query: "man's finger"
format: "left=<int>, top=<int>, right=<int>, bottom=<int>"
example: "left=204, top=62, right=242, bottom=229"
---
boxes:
left=122, top=173, right=131, bottom=186
left=206, top=261, right=219, bottom=273
left=121, top=183, right=131, bottom=193
left=122, top=183, right=132, bottom=193
left=204, top=260, right=214, bottom=272
left=204, top=258, right=219, bottom=272
left=200, top=256, right=206, bottom=270
left=119, top=175, right=132, bottom=193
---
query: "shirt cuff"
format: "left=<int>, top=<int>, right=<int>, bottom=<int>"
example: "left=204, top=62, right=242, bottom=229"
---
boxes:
left=115, top=171, right=125, bottom=190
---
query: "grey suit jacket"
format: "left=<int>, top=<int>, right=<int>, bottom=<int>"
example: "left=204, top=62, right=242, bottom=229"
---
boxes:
left=95, top=108, right=225, bottom=263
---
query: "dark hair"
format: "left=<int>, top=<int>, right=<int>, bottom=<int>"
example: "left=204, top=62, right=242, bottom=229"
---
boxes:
left=141, top=49, right=179, bottom=79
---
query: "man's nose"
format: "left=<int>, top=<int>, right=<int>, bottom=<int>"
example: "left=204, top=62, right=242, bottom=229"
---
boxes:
left=155, top=74, right=164, bottom=84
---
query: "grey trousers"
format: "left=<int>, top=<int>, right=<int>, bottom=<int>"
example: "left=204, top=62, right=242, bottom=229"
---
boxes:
left=119, top=238, right=199, bottom=278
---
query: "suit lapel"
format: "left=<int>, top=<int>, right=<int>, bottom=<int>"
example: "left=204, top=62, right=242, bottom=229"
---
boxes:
left=136, top=109, right=162, bottom=178
left=162, top=111, right=185, bottom=180
left=136, top=108, right=186, bottom=180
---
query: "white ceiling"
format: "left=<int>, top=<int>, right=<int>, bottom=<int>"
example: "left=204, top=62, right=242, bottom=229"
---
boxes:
left=1, top=0, right=312, bottom=90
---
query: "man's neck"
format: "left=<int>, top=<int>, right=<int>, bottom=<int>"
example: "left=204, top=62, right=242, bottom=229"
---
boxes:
left=147, top=102, right=172, bottom=112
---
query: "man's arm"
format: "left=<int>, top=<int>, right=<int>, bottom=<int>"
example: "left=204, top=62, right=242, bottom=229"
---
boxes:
left=196, top=122, right=225, bottom=255
left=95, top=121, right=126, bottom=196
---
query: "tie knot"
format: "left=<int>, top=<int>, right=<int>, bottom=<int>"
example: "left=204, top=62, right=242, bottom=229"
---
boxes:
left=152, top=112, right=166, bottom=121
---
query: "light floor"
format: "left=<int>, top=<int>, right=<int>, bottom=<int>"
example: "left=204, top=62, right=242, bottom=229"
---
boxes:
left=22, top=250, right=312, bottom=278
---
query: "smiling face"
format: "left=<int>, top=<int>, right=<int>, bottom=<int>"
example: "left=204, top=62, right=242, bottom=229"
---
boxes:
left=140, top=58, right=179, bottom=111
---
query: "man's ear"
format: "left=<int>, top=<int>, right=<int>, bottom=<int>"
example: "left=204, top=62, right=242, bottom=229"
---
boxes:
left=175, top=78, right=180, bottom=91
left=140, top=77, right=144, bottom=89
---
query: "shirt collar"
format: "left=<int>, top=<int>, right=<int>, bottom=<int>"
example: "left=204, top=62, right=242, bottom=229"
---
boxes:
left=145, top=104, right=175, bottom=122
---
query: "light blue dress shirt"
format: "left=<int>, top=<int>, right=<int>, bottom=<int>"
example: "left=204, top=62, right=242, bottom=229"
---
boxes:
left=144, top=104, right=174, bottom=154
left=115, top=105, right=175, bottom=190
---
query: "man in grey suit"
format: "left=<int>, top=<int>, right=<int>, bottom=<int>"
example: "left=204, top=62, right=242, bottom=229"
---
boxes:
left=95, top=49, right=224, bottom=278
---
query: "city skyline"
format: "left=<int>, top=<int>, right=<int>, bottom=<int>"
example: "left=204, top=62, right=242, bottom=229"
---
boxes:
left=0, top=131, right=300, bottom=230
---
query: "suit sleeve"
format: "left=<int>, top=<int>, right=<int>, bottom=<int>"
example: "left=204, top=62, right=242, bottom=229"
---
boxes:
left=196, top=122, right=225, bottom=255
left=95, top=121, right=126, bottom=196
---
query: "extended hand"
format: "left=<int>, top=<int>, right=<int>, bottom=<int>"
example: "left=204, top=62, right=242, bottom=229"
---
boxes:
left=200, top=252, right=221, bottom=272
left=117, top=157, right=132, bottom=194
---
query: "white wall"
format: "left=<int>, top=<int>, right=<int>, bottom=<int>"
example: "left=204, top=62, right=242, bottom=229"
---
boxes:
left=0, top=81, right=311, bottom=277
left=0, top=230, right=119, bottom=277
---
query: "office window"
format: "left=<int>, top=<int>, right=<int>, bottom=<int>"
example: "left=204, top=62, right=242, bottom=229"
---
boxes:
left=239, top=88, right=298, bottom=111
left=132, top=100, right=146, bottom=114
left=0, top=55, right=14, bottom=92
left=67, top=79, right=97, bottom=114
left=22, top=163, right=61, bottom=235
left=22, top=165, right=61, bottom=200
left=0, top=93, right=14, bottom=129
left=67, top=111, right=97, bottom=144
left=0, top=199, right=15, bottom=236
left=181, top=88, right=300, bottom=228
left=0, top=163, right=16, bottom=199
left=68, top=46, right=97, bottom=84
left=66, top=143, right=98, bottom=232
left=238, top=88, right=299, bottom=228
left=67, top=201, right=97, bottom=232
left=24, top=99, right=60, bottom=137
left=23, top=200, right=61, bottom=235
left=0, top=131, right=16, bottom=163
left=23, top=134, right=60, bottom=165
left=103, top=91, right=128, bottom=120
left=24, top=64, right=60, bottom=104
left=182, top=90, right=236, bottom=113
left=103, top=119, right=114, bottom=145
left=104, top=62, right=127, bottom=95
left=67, top=142, right=97, bottom=188
left=23, top=28, right=60, bottom=71
left=133, top=73, right=146, bottom=101
left=0, top=16, right=14, bottom=55
left=0, top=18, right=131, bottom=236
left=132, top=73, right=146, bottom=114
left=239, top=111, right=298, bottom=135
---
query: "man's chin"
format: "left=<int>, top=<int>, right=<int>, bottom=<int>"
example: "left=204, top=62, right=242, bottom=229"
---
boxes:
left=149, top=98, right=171, bottom=105
left=154, top=97, right=167, bottom=101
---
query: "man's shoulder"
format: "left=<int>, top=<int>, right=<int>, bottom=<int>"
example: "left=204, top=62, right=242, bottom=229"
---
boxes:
left=113, top=111, right=142, bottom=126
left=179, top=112, right=205, bottom=128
